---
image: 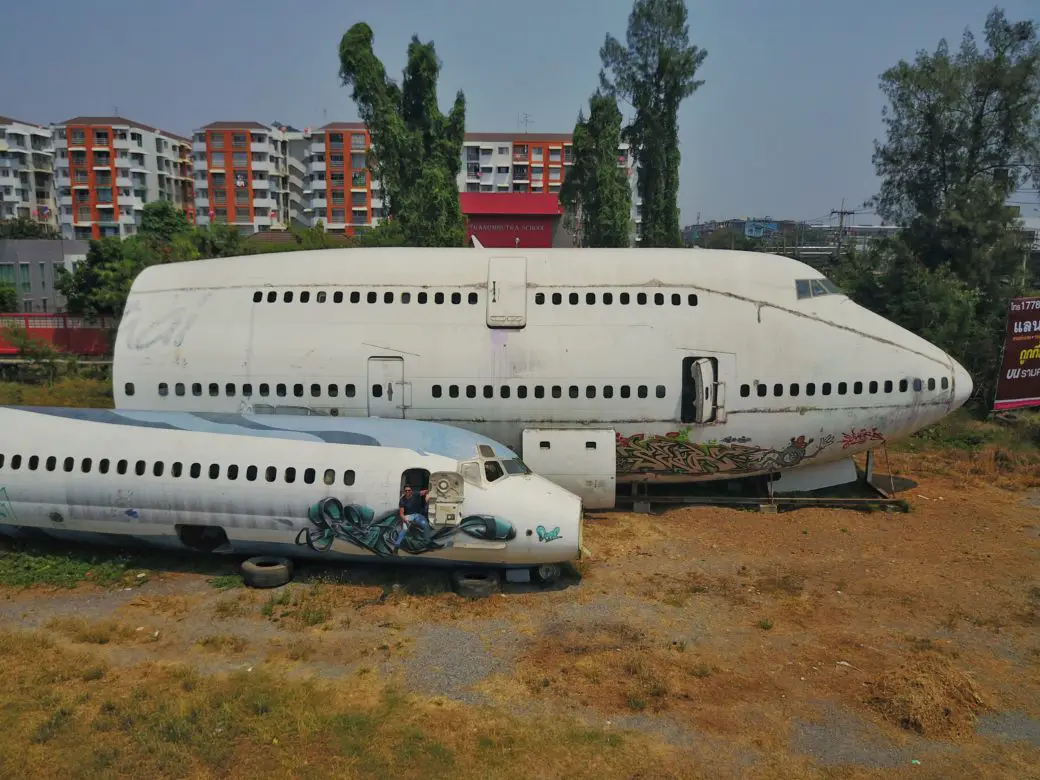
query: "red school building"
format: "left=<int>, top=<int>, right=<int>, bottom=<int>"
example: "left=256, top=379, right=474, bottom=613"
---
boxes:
left=459, top=192, right=573, bottom=249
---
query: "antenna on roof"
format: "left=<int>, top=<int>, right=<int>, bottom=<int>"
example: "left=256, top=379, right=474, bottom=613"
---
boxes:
left=518, top=112, right=533, bottom=134
left=112, top=105, right=119, bottom=116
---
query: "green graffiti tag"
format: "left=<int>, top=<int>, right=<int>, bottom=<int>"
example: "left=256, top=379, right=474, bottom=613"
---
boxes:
left=536, top=525, right=562, bottom=543
left=0, top=488, right=16, bottom=524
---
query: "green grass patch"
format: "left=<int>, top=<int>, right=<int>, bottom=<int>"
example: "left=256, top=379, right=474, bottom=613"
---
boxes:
left=0, top=545, right=145, bottom=589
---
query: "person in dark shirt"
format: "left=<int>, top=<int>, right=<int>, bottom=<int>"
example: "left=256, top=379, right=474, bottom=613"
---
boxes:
left=393, top=484, right=430, bottom=549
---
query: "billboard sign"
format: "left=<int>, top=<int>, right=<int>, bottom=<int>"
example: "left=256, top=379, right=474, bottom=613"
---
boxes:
left=744, top=221, right=779, bottom=239
left=993, top=296, right=1040, bottom=410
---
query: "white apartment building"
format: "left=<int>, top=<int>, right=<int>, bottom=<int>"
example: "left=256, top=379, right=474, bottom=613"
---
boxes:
left=302, top=122, right=383, bottom=235
left=51, top=116, right=193, bottom=240
left=0, top=116, right=57, bottom=228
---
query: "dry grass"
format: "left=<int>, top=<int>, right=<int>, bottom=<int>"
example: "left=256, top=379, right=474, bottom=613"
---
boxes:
left=44, top=616, right=160, bottom=646
left=0, top=377, right=112, bottom=408
left=0, top=629, right=693, bottom=780
left=196, top=634, right=249, bottom=654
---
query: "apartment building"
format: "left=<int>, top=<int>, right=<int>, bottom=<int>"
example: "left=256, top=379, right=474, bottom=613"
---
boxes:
left=304, top=122, right=382, bottom=235
left=0, top=116, right=57, bottom=228
left=459, top=132, right=643, bottom=242
left=52, top=116, right=194, bottom=240
left=192, top=121, right=308, bottom=235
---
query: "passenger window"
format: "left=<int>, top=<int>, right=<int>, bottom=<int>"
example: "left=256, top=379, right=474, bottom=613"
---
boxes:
left=317, top=291, right=327, bottom=304
left=46, top=456, right=56, bottom=471
left=672, top=293, right=681, bottom=305
left=688, top=294, right=698, bottom=306
left=192, top=383, right=202, bottom=397
left=913, top=378, right=923, bottom=392
left=190, top=463, right=201, bottom=478
left=344, top=470, right=355, bottom=486
left=265, top=467, right=277, bottom=482
left=468, top=292, right=478, bottom=304
left=350, top=291, right=360, bottom=303
left=304, top=468, right=315, bottom=484
left=176, top=383, right=185, bottom=396
left=323, top=469, right=335, bottom=486
left=205, top=463, right=218, bottom=479
left=552, top=386, right=562, bottom=399
left=790, top=383, right=800, bottom=396
left=435, top=292, right=445, bottom=304
left=586, top=385, right=596, bottom=399
left=569, top=386, right=578, bottom=398
left=171, top=462, right=181, bottom=478
left=418, top=292, right=428, bottom=304
left=277, top=384, right=287, bottom=397
left=158, top=382, right=168, bottom=397
left=654, top=292, right=664, bottom=305
left=253, top=291, right=262, bottom=303
left=300, top=291, right=310, bottom=303
left=941, top=377, right=949, bottom=390
left=260, top=383, right=270, bottom=397
left=367, top=291, right=377, bottom=303
left=756, top=384, right=767, bottom=397
left=334, top=291, right=343, bottom=303
left=449, top=385, right=459, bottom=398
left=285, top=467, right=296, bottom=484
left=620, top=385, right=631, bottom=398
left=637, top=292, right=647, bottom=305
left=838, top=382, right=847, bottom=395
left=153, top=462, right=163, bottom=477
left=773, top=383, right=783, bottom=397
left=868, top=380, right=878, bottom=393
left=28, top=455, right=39, bottom=470
left=345, top=384, right=356, bottom=397
left=552, top=292, right=562, bottom=305
left=63, top=456, right=74, bottom=472
left=853, top=381, right=863, bottom=395
left=586, top=293, right=595, bottom=305
left=451, top=292, right=461, bottom=304
left=884, top=380, right=893, bottom=393
left=372, top=384, right=383, bottom=398
left=124, top=382, right=135, bottom=397
left=534, top=386, right=545, bottom=399
left=500, top=386, right=511, bottom=399
left=927, top=378, right=935, bottom=391
left=806, top=383, right=816, bottom=396
left=638, top=385, right=648, bottom=398
left=822, top=383, right=832, bottom=396
left=117, top=459, right=128, bottom=475
left=401, top=292, right=411, bottom=304
left=227, top=465, right=239, bottom=480
left=246, top=465, right=258, bottom=481
left=283, top=291, right=293, bottom=303
left=603, top=385, right=614, bottom=399
left=518, top=385, right=528, bottom=399
left=656, top=385, right=666, bottom=398
left=267, top=291, right=276, bottom=303
left=294, top=384, right=304, bottom=398
left=209, top=383, right=218, bottom=397
left=135, top=460, right=146, bottom=476
left=328, top=384, right=338, bottom=398
left=226, top=383, right=236, bottom=397
left=384, top=291, right=393, bottom=304
left=99, top=458, right=110, bottom=474
left=432, top=385, right=442, bottom=398
left=535, top=292, right=545, bottom=304
left=603, top=292, right=613, bottom=305
left=483, top=385, right=493, bottom=399
left=899, top=379, right=908, bottom=392
left=311, top=384, right=320, bottom=398
left=466, top=385, right=476, bottom=398
left=569, top=292, right=579, bottom=305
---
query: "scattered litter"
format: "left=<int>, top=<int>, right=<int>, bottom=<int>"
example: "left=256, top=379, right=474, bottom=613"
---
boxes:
left=911, top=759, right=921, bottom=765
left=136, top=573, right=147, bottom=579
left=916, top=495, right=932, bottom=501
left=135, top=626, right=144, bottom=632
left=836, top=660, right=862, bottom=671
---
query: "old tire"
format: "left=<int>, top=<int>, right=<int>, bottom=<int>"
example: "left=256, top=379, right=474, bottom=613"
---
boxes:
left=451, top=569, right=500, bottom=599
left=532, top=563, right=562, bottom=585
left=241, top=556, right=293, bottom=589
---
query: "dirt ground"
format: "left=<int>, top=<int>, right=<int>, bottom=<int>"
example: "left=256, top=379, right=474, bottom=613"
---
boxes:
left=0, top=444, right=1038, bottom=779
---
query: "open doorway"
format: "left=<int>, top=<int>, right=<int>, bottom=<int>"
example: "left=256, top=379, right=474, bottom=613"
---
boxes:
left=400, top=468, right=430, bottom=493
left=681, top=357, right=719, bottom=424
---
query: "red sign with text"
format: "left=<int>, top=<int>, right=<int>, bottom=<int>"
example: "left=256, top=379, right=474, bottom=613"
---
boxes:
left=466, top=215, right=555, bottom=248
left=993, top=296, right=1040, bottom=410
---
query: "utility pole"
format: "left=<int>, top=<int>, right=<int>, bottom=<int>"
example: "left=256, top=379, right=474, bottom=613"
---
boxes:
left=517, top=112, right=533, bottom=134
left=831, top=198, right=856, bottom=258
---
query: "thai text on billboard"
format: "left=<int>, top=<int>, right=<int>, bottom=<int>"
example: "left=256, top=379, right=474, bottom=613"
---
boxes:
left=994, top=296, right=1040, bottom=411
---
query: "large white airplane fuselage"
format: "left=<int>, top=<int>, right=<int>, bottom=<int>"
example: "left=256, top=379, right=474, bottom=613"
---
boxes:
left=112, top=247, right=972, bottom=506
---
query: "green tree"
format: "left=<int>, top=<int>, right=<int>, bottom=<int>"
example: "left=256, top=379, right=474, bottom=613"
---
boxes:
left=841, top=7, right=1040, bottom=409
left=338, top=23, right=466, bottom=247
left=0, top=217, right=59, bottom=239
left=0, top=282, right=17, bottom=311
left=560, top=93, right=633, bottom=247
left=55, top=237, right=156, bottom=320
left=599, top=0, right=707, bottom=248
left=139, top=201, right=193, bottom=245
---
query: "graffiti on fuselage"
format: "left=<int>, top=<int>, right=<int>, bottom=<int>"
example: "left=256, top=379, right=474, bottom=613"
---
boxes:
left=841, top=427, right=885, bottom=449
left=0, top=488, right=15, bottom=523
left=294, top=497, right=516, bottom=558
left=615, top=428, right=837, bottom=477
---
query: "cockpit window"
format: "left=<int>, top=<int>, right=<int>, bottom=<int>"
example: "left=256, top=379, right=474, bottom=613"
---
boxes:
left=501, top=458, right=531, bottom=475
left=484, top=461, right=505, bottom=482
left=796, top=277, right=842, bottom=299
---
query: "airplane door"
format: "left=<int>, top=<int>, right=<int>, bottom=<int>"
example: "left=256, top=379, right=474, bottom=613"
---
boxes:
left=486, top=256, right=527, bottom=328
left=367, top=357, right=405, bottom=417
left=692, top=358, right=717, bottom=424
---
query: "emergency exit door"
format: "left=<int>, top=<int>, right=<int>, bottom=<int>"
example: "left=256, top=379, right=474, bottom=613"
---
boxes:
left=486, top=256, right=528, bottom=328
left=367, top=357, right=405, bottom=417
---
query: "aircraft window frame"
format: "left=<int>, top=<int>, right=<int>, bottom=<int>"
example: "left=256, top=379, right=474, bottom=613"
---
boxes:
left=285, top=467, right=296, bottom=484
left=135, top=460, right=146, bottom=476
left=501, top=385, right=511, bottom=399
left=345, top=384, right=356, bottom=397
left=99, top=458, right=110, bottom=474
left=586, top=385, right=596, bottom=399
left=267, top=291, right=276, bottom=303
left=620, top=292, right=630, bottom=305
left=806, top=383, right=816, bottom=396
left=190, top=462, right=201, bottom=479
left=418, top=292, right=428, bottom=304
left=552, top=386, right=562, bottom=399
left=343, top=470, right=355, bottom=486
left=227, top=465, right=239, bottom=480
left=468, top=292, right=478, bottom=304
left=334, top=291, right=344, bottom=303
left=226, top=383, right=236, bottom=397
left=317, top=291, right=327, bottom=304
left=569, top=385, right=579, bottom=399
left=265, top=466, right=277, bottom=483
left=175, top=383, right=185, bottom=397
left=466, top=385, right=476, bottom=399
left=28, top=455, right=39, bottom=471
left=192, top=383, right=202, bottom=397
left=247, top=465, right=258, bottom=481
left=449, top=385, right=459, bottom=398
left=304, top=468, right=315, bottom=484
left=603, top=385, right=613, bottom=399
left=586, top=292, right=596, bottom=305
left=534, top=385, right=545, bottom=399
left=433, top=384, right=443, bottom=398
left=350, top=291, right=360, bottom=303
left=367, top=291, right=377, bottom=304
left=323, top=468, right=335, bottom=486
left=451, top=292, right=461, bottom=304
left=300, top=291, right=311, bottom=304
left=171, top=462, right=182, bottom=478
left=484, top=460, right=505, bottom=482
left=884, top=380, right=893, bottom=393
left=756, top=384, right=767, bottom=398
left=620, top=385, right=631, bottom=398
left=125, top=382, right=135, bottom=396
left=46, top=456, right=56, bottom=471
left=63, top=456, right=74, bottom=473
left=637, top=292, right=647, bottom=305
left=604, top=292, right=613, bottom=305
left=654, top=292, right=664, bottom=305
left=535, top=292, right=545, bottom=305
left=253, top=291, right=262, bottom=303
left=869, top=380, right=878, bottom=394
left=638, top=385, right=648, bottom=399
left=569, top=292, right=579, bottom=305
left=518, top=385, right=528, bottom=399
left=483, top=385, right=493, bottom=399
left=209, top=463, right=220, bottom=479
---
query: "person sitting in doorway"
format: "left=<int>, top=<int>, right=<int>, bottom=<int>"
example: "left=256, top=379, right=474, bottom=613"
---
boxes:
left=393, top=484, right=430, bottom=549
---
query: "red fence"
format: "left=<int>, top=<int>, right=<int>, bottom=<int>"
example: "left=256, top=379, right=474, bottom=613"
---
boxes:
left=0, top=313, right=115, bottom=357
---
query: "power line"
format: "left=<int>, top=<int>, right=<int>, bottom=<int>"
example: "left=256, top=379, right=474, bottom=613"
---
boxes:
left=831, top=199, right=858, bottom=256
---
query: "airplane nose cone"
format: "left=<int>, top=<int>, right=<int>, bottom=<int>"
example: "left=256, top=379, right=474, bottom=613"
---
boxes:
left=951, top=358, right=974, bottom=411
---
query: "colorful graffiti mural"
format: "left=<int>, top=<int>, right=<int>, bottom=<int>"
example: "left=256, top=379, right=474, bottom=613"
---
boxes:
left=615, top=428, right=836, bottom=477
left=841, top=427, right=885, bottom=449
left=0, top=488, right=14, bottom=523
left=294, top=497, right=516, bottom=558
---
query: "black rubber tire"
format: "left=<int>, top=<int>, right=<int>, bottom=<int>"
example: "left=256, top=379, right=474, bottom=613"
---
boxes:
left=241, top=556, right=293, bottom=588
left=451, top=568, right=501, bottom=599
left=532, top=563, right=562, bottom=585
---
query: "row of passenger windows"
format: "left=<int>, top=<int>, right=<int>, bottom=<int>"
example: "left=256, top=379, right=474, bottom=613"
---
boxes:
left=254, top=289, right=480, bottom=305
left=0, top=453, right=356, bottom=486
left=132, top=381, right=669, bottom=401
left=738, top=376, right=948, bottom=398
left=249, top=289, right=700, bottom=308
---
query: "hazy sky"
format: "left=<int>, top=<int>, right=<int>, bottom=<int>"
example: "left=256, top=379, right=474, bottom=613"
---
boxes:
left=1, top=0, right=1036, bottom=225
